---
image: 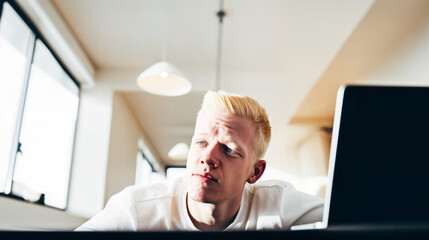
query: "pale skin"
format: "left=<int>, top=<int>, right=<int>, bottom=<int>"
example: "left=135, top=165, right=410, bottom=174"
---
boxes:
left=186, top=108, right=266, bottom=231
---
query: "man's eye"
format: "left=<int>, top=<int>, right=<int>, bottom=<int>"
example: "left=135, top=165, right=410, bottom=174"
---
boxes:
left=196, top=141, right=206, bottom=146
left=226, top=147, right=234, bottom=153
left=223, top=145, right=237, bottom=154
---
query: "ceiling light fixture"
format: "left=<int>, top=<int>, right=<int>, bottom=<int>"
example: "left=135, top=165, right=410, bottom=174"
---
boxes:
left=136, top=61, right=192, bottom=97
left=168, top=142, right=190, bottom=161
left=136, top=10, right=192, bottom=97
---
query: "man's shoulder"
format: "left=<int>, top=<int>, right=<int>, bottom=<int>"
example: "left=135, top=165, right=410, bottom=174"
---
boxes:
left=245, top=179, right=295, bottom=193
left=119, top=178, right=186, bottom=203
left=244, top=180, right=300, bottom=205
left=245, top=179, right=323, bottom=203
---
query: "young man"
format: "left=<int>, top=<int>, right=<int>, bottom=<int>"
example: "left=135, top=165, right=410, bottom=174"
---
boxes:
left=76, top=91, right=323, bottom=231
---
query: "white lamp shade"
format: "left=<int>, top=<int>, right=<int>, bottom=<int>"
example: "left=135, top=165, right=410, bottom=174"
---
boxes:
left=136, top=61, right=192, bottom=96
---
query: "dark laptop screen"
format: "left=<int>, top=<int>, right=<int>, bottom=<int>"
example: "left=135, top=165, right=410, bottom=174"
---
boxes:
left=328, top=85, right=429, bottom=225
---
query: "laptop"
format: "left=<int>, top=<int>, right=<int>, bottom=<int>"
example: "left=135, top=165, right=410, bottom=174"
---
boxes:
left=292, top=85, right=429, bottom=230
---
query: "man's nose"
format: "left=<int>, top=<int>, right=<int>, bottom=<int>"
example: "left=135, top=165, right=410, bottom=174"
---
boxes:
left=200, top=145, right=220, bottom=168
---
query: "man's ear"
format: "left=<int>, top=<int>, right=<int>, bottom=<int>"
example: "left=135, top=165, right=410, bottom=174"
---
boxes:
left=247, top=160, right=266, bottom=184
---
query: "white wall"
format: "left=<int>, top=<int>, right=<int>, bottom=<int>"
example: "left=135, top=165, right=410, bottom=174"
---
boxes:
left=0, top=197, right=86, bottom=231
left=261, top=125, right=330, bottom=198
left=103, top=92, right=144, bottom=205
left=297, top=129, right=330, bottom=178
left=67, top=87, right=113, bottom=219
left=361, top=15, right=429, bottom=85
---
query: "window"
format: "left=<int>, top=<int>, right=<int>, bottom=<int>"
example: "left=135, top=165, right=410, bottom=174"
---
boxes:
left=135, top=150, right=165, bottom=186
left=0, top=1, right=79, bottom=209
left=0, top=0, right=33, bottom=194
left=166, top=167, right=186, bottom=183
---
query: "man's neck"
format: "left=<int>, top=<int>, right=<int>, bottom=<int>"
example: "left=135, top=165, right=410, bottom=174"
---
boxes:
left=186, top=194, right=242, bottom=231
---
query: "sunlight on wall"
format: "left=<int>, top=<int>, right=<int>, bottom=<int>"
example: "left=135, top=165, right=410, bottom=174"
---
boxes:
left=261, top=127, right=331, bottom=199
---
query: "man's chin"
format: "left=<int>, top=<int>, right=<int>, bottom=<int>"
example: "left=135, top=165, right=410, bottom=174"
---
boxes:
left=190, top=196, right=217, bottom=204
left=187, top=187, right=217, bottom=203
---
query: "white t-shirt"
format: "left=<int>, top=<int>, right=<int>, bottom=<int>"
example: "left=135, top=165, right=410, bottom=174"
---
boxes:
left=76, top=178, right=323, bottom=231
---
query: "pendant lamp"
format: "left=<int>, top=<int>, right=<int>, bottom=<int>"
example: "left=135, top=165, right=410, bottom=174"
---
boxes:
left=136, top=61, right=192, bottom=97
left=167, top=142, right=189, bottom=160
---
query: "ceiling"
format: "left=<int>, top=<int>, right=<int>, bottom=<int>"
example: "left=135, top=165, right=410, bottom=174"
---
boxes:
left=48, top=0, right=413, bottom=169
left=292, top=0, right=429, bottom=125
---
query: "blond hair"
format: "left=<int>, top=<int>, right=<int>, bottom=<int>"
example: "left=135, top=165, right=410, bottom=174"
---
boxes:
left=198, top=90, right=271, bottom=161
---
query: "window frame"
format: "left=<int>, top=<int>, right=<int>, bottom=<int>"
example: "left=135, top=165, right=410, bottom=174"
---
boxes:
left=0, top=0, right=80, bottom=210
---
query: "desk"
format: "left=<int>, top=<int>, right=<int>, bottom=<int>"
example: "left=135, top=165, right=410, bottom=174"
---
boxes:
left=2, top=224, right=429, bottom=240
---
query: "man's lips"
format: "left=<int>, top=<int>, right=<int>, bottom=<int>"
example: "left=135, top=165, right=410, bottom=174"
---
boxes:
left=193, top=173, right=218, bottom=183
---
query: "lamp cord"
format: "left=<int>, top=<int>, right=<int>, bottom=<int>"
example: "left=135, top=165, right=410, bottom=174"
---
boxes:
left=161, top=30, right=167, bottom=62
left=215, top=0, right=225, bottom=91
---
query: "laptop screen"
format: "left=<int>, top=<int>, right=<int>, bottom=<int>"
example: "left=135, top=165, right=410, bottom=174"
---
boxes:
left=324, top=85, right=429, bottom=226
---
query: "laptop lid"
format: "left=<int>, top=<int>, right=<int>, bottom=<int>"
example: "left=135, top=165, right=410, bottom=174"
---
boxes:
left=322, top=85, right=429, bottom=228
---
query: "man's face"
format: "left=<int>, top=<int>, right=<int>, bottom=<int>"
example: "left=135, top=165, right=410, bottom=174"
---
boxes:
left=186, top=108, right=258, bottom=204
